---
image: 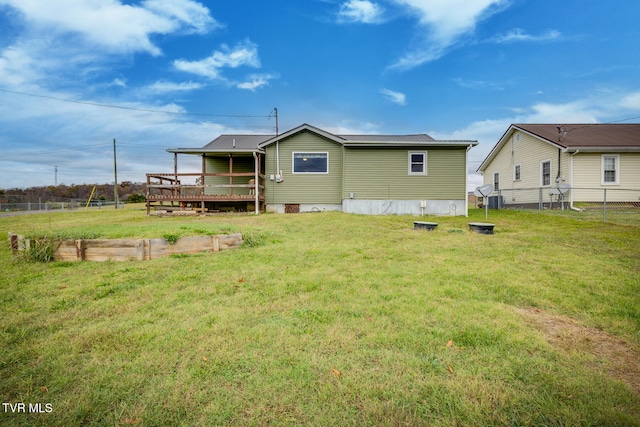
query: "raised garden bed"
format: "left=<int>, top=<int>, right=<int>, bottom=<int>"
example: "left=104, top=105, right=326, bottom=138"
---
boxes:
left=8, top=232, right=243, bottom=262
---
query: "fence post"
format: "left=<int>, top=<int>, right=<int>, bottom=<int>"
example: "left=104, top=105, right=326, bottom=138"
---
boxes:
left=603, top=188, right=607, bottom=224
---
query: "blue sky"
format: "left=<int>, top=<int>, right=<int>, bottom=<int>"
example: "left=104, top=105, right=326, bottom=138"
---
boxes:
left=1, top=0, right=639, bottom=190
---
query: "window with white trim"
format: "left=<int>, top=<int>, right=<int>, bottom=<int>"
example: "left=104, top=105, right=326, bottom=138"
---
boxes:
left=493, top=172, right=500, bottom=191
left=513, top=164, right=521, bottom=181
left=408, top=152, right=427, bottom=175
left=602, top=155, right=619, bottom=185
left=541, top=160, right=551, bottom=186
left=292, top=152, right=328, bottom=174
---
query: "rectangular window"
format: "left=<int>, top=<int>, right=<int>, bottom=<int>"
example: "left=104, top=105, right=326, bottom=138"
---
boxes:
left=602, top=155, right=619, bottom=185
left=513, top=164, right=521, bottom=181
left=292, top=152, right=328, bottom=174
left=408, top=152, right=427, bottom=175
left=541, top=160, right=551, bottom=186
left=493, top=172, right=500, bottom=191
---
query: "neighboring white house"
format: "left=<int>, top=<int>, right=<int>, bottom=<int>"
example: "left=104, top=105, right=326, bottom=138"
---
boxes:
left=477, top=124, right=640, bottom=209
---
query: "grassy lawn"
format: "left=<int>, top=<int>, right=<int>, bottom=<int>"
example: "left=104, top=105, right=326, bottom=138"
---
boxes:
left=1, top=206, right=639, bottom=426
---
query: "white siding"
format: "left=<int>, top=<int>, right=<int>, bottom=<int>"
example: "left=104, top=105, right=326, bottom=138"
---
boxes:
left=483, top=130, right=567, bottom=204
left=572, top=153, right=640, bottom=202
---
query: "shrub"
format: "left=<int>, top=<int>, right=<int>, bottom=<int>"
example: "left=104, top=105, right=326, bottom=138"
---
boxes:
left=126, top=193, right=146, bottom=203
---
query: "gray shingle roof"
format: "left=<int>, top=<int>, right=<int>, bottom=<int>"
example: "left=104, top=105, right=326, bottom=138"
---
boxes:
left=169, top=123, right=477, bottom=154
left=200, top=130, right=448, bottom=150
left=202, top=134, right=272, bottom=150
left=338, top=134, right=436, bottom=142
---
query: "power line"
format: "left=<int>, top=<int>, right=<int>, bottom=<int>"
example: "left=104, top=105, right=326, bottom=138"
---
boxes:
left=0, top=88, right=272, bottom=118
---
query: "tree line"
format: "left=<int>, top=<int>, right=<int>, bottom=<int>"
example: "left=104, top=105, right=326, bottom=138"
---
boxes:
left=0, top=182, right=147, bottom=203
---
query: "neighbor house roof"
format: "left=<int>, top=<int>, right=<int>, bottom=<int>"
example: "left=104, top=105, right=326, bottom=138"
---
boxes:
left=477, top=123, right=640, bottom=172
left=168, top=123, right=477, bottom=155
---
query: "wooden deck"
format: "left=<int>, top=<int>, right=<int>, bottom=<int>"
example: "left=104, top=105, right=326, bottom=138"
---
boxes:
left=146, top=172, right=265, bottom=214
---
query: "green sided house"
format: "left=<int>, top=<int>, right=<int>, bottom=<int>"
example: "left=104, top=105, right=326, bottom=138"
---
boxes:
left=146, top=123, right=478, bottom=216
left=477, top=123, right=640, bottom=209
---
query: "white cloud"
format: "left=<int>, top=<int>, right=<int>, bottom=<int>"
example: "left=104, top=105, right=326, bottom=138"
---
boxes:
left=453, top=77, right=506, bottom=91
left=0, top=0, right=218, bottom=56
left=142, top=0, right=220, bottom=35
left=490, top=28, right=561, bottom=43
left=388, top=0, right=508, bottom=70
left=109, top=78, right=127, bottom=88
left=0, top=87, right=234, bottom=187
left=174, top=40, right=261, bottom=79
left=620, top=92, right=640, bottom=110
left=527, top=103, right=597, bottom=123
left=0, top=45, right=41, bottom=87
left=236, top=74, right=277, bottom=91
left=380, top=88, right=407, bottom=105
left=144, top=80, right=204, bottom=94
left=338, top=0, right=385, bottom=24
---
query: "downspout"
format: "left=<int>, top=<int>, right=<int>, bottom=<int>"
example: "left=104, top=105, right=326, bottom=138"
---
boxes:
left=556, top=148, right=562, bottom=183
left=276, top=139, right=281, bottom=182
left=570, top=149, right=581, bottom=211
left=253, top=151, right=259, bottom=215
left=465, top=144, right=473, bottom=217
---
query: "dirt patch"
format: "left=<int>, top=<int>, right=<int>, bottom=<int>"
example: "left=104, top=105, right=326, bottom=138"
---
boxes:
left=516, top=306, right=640, bottom=395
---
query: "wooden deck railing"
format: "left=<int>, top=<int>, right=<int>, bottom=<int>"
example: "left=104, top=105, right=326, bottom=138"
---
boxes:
left=146, top=172, right=265, bottom=214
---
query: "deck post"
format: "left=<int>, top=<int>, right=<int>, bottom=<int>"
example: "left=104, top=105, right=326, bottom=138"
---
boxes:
left=201, top=154, right=206, bottom=214
left=146, top=174, right=151, bottom=215
left=173, top=153, right=178, bottom=201
left=229, top=154, right=233, bottom=196
left=253, top=151, right=259, bottom=215
left=258, top=153, right=263, bottom=211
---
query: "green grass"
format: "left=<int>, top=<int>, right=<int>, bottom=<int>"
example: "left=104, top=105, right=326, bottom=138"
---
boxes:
left=1, top=207, right=639, bottom=426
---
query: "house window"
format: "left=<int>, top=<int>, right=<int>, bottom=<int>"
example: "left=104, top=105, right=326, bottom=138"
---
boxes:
left=602, top=155, right=619, bottom=185
left=541, top=160, right=551, bottom=186
left=493, top=172, right=500, bottom=191
left=513, top=164, right=521, bottom=181
left=408, top=152, right=427, bottom=175
left=292, top=152, right=328, bottom=174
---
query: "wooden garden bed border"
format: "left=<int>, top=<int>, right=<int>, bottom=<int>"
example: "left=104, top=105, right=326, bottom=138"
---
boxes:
left=8, top=232, right=243, bottom=261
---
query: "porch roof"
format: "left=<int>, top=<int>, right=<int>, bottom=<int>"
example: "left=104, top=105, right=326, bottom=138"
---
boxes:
left=168, top=134, right=270, bottom=155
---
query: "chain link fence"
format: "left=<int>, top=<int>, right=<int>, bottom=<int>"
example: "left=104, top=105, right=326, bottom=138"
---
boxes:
left=0, top=199, right=123, bottom=214
left=475, top=187, right=640, bottom=225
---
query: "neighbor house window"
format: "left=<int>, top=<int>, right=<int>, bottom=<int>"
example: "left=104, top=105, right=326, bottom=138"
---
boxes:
left=602, top=155, right=619, bottom=185
left=292, top=152, right=328, bottom=173
left=541, top=160, right=551, bottom=186
left=493, top=172, right=500, bottom=191
left=408, top=152, right=427, bottom=175
left=513, top=164, right=521, bottom=181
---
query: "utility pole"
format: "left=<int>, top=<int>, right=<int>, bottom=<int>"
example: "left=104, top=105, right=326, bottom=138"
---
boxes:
left=113, top=138, right=119, bottom=209
left=54, top=165, right=58, bottom=186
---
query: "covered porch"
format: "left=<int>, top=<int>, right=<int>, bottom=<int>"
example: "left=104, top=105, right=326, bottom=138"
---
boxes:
left=146, top=148, right=265, bottom=215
